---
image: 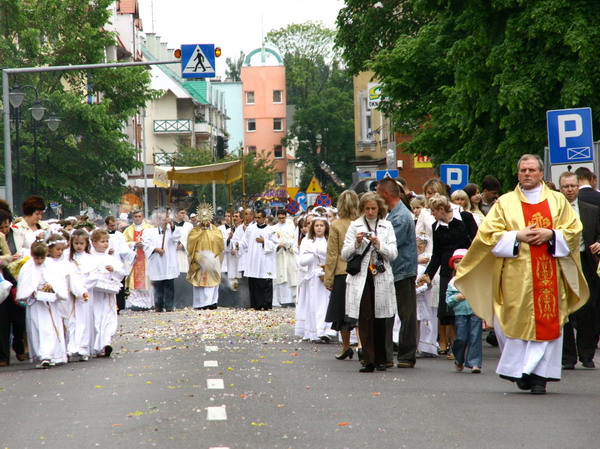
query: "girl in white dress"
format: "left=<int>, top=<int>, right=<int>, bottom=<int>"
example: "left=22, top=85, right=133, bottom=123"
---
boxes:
left=88, top=229, right=126, bottom=357
left=16, top=241, right=69, bottom=368
left=296, top=216, right=336, bottom=342
left=67, top=229, right=94, bottom=361
left=294, top=215, right=311, bottom=339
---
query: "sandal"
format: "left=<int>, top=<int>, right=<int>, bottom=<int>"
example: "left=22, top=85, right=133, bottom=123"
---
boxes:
left=438, top=349, right=449, bottom=355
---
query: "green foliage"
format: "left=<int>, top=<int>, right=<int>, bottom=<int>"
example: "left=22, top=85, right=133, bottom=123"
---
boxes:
left=0, top=0, right=155, bottom=211
left=266, top=22, right=354, bottom=191
left=336, top=0, right=600, bottom=190
left=225, top=51, right=245, bottom=81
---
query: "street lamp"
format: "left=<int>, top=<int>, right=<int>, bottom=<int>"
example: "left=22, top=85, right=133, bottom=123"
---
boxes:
left=9, top=81, right=60, bottom=205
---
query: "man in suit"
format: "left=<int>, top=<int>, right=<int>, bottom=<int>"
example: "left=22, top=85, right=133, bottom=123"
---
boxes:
left=574, top=167, right=600, bottom=208
left=559, top=171, right=600, bottom=369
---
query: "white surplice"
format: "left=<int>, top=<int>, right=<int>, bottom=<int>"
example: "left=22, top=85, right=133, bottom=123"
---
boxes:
left=143, top=226, right=182, bottom=281
left=239, top=223, right=278, bottom=279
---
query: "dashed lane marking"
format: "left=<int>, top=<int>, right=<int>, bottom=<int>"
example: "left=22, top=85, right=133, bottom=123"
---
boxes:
left=204, top=360, right=219, bottom=367
left=207, top=379, right=225, bottom=389
left=207, top=406, right=227, bottom=420
left=205, top=345, right=219, bottom=352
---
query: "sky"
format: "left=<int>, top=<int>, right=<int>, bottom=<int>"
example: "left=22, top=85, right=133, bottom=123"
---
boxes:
left=138, top=0, right=345, bottom=76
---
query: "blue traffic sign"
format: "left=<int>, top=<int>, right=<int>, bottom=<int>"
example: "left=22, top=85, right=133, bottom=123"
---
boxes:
left=295, top=192, right=307, bottom=204
left=376, top=169, right=399, bottom=181
left=547, top=108, right=593, bottom=164
left=440, top=164, right=469, bottom=192
left=181, top=44, right=216, bottom=79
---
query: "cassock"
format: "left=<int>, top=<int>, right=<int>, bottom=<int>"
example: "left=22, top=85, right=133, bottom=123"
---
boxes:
left=186, top=224, right=224, bottom=309
left=273, top=220, right=298, bottom=306
left=219, top=223, right=239, bottom=280
left=240, top=223, right=278, bottom=310
left=123, top=222, right=154, bottom=309
left=455, top=183, right=588, bottom=382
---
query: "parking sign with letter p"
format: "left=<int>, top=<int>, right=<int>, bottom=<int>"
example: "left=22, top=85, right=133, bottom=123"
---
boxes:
left=547, top=108, right=593, bottom=164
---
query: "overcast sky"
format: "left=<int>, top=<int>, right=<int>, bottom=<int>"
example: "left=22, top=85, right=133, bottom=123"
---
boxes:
left=138, top=0, right=345, bottom=76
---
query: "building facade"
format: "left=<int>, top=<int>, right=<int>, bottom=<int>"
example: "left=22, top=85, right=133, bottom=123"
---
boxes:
left=241, top=47, right=294, bottom=188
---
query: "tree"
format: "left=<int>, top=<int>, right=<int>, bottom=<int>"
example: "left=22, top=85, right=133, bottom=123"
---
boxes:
left=266, top=22, right=355, bottom=190
left=0, top=0, right=155, bottom=211
left=225, top=51, right=245, bottom=81
left=335, top=1, right=600, bottom=190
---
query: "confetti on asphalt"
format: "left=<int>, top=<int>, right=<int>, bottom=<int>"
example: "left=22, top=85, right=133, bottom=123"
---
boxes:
left=116, top=308, right=296, bottom=351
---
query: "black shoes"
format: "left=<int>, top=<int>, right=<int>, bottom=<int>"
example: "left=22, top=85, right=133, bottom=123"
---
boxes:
left=376, top=364, right=387, bottom=371
left=359, top=364, right=375, bottom=373
left=562, top=363, right=576, bottom=370
left=516, top=375, right=532, bottom=391
left=335, top=348, right=354, bottom=360
left=581, top=359, right=596, bottom=369
left=529, top=375, right=547, bottom=395
left=357, top=348, right=364, bottom=363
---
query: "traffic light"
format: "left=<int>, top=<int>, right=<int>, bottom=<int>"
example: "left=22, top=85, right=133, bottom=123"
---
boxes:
left=215, top=47, right=222, bottom=57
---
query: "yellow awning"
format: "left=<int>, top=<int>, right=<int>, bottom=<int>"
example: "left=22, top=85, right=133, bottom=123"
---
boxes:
left=153, top=160, right=243, bottom=188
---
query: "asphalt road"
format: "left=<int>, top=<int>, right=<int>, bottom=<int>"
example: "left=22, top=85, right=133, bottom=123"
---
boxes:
left=1, top=307, right=599, bottom=449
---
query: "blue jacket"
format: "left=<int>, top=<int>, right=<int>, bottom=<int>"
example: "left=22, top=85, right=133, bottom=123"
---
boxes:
left=387, top=200, right=417, bottom=281
left=445, top=281, right=475, bottom=316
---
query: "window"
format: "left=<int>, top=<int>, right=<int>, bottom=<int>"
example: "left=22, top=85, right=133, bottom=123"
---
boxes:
left=246, top=91, right=255, bottom=104
left=274, top=145, right=284, bottom=159
left=247, top=119, right=256, bottom=132
left=273, top=118, right=283, bottom=132
left=247, top=145, right=256, bottom=154
left=275, top=172, right=284, bottom=186
left=361, top=97, right=373, bottom=141
left=273, top=90, right=283, bottom=103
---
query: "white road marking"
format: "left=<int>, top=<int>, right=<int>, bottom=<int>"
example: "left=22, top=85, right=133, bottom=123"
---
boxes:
left=204, top=360, right=219, bottom=367
left=205, top=345, right=219, bottom=352
left=207, top=406, right=227, bottom=420
left=207, top=379, right=224, bottom=389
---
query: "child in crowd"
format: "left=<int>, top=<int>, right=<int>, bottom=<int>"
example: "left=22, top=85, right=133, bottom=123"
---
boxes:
left=16, top=241, right=69, bottom=368
left=296, top=216, right=336, bottom=342
left=67, top=230, right=93, bottom=361
left=446, top=249, right=482, bottom=373
left=89, top=229, right=126, bottom=357
left=415, top=233, right=437, bottom=357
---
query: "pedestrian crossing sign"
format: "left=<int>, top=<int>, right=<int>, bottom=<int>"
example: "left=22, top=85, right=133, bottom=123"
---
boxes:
left=306, top=177, right=322, bottom=193
left=181, top=44, right=216, bottom=79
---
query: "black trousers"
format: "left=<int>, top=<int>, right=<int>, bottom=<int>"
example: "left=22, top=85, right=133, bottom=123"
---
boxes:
left=395, top=276, right=418, bottom=364
left=0, top=294, right=26, bottom=363
left=248, top=277, right=273, bottom=310
left=563, top=253, right=597, bottom=363
left=359, top=273, right=387, bottom=366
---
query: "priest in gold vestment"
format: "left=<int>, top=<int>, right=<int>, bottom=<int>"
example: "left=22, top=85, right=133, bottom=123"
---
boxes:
left=186, top=203, right=224, bottom=310
left=455, top=155, right=588, bottom=394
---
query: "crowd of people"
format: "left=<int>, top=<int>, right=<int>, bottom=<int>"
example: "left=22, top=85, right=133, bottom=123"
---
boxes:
left=0, top=155, right=597, bottom=395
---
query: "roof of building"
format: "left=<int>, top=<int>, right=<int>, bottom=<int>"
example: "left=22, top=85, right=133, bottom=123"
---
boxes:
left=118, top=0, right=138, bottom=14
left=150, top=65, right=190, bottom=99
left=183, top=81, right=208, bottom=104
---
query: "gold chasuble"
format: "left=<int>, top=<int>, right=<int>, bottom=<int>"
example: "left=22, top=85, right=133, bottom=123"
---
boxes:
left=186, top=225, right=224, bottom=288
left=454, top=184, right=589, bottom=342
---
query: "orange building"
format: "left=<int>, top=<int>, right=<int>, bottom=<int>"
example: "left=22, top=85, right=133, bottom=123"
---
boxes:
left=241, top=47, right=291, bottom=188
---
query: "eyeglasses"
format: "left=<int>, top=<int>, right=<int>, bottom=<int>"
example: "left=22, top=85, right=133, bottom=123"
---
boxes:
left=560, top=184, right=578, bottom=190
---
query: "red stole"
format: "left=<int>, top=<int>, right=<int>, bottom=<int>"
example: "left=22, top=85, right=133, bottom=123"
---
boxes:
left=521, top=200, right=560, bottom=341
left=132, top=229, right=146, bottom=290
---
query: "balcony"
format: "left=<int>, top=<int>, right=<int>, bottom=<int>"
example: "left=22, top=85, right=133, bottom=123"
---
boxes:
left=194, top=122, right=211, bottom=134
left=154, top=119, right=192, bottom=134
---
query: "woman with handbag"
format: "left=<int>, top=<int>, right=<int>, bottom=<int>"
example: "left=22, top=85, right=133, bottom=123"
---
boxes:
left=324, top=190, right=361, bottom=360
left=342, top=192, right=398, bottom=373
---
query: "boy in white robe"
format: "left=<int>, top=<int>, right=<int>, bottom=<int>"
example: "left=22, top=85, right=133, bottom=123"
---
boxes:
left=273, top=210, right=298, bottom=307
left=239, top=210, right=278, bottom=310
left=143, top=213, right=181, bottom=312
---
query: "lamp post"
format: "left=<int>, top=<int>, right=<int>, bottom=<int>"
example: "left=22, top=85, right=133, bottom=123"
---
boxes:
left=9, top=82, right=60, bottom=203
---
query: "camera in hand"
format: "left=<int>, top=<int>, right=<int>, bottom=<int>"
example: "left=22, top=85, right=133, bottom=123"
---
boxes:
left=364, top=231, right=373, bottom=238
